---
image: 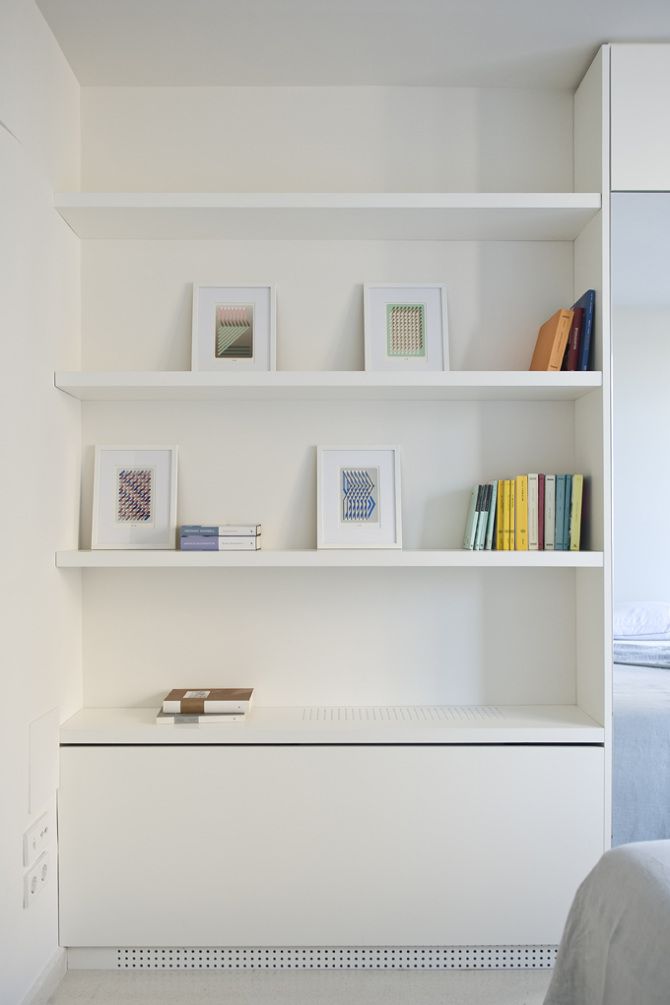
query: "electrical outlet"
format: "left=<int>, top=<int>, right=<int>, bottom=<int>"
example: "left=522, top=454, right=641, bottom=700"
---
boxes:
left=23, top=811, right=51, bottom=867
left=23, top=852, right=49, bottom=909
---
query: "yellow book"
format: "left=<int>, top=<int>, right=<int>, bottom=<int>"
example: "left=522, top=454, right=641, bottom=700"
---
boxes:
left=495, top=479, right=504, bottom=550
left=502, top=479, right=510, bottom=550
left=515, top=474, right=528, bottom=550
left=508, top=478, right=516, bottom=550
left=569, top=474, right=584, bottom=551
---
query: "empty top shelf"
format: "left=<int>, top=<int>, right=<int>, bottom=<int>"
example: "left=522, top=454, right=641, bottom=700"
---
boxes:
left=54, top=192, right=602, bottom=241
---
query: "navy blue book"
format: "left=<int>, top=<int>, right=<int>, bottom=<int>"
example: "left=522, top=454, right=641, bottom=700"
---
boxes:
left=572, top=290, right=595, bottom=371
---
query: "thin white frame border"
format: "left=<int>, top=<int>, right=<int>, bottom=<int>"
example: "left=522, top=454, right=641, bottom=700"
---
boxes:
left=363, top=283, right=450, bottom=372
left=317, top=445, right=402, bottom=549
left=191, top=283, right=277, bottom=372
left=91, top=445, right=178, bottom=550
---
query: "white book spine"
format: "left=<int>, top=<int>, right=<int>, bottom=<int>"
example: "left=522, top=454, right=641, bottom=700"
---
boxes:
left=217, top=537, right=261, bottom=550
left=156, top=712, right=245, bottom=724
left=544, top=475, right=556, bottom=550
left=527, top=474, right=539, bottom=551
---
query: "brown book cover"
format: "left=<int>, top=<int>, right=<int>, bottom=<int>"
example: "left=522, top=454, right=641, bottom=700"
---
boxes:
left=162, top=687, right=254, bottom=714
left=529, top=308, right=574, bottom=371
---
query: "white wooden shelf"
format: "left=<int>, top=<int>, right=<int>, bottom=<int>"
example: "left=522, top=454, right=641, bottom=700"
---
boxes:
left=54, top=192, right=601, bottom=241
left=56, top=549, right=604, bottom=568
left=55, top=370, right=602, bottom=402
left=60, top=705, right=605, bottom=746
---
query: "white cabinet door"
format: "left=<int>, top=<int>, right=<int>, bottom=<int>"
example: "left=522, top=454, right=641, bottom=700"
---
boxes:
left=59, top=744, right=604, bottom=947
left=612, top=44, right=670, bottom=191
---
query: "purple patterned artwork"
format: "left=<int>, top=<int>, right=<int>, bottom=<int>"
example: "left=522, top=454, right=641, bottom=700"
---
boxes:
left=116, top=468, right=153, bottom=523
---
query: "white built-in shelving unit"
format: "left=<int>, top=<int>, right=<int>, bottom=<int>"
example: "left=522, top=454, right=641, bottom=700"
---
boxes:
left=56, top=48, right=612, bottom=952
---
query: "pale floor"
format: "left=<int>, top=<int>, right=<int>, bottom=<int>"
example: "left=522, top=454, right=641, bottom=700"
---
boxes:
left=48, top=968, right=552, bottom=1004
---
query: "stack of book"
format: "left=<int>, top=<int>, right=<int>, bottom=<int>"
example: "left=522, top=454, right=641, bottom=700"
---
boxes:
left=463, top=474, right=584, bottom=552
left=179, top=524, right=262, bottom=551
left=529, top=290, right=595, bottom=372
left=156, top=687, right=254, bottom=725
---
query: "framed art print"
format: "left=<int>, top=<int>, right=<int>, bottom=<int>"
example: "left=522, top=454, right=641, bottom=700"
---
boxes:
left=92, top=446, right=178, bottom=549
left=363, top=284, right=449, bottom=371
left=317, top=446, right=402, bottom=549
left=191, top=283, right=276, bottom=371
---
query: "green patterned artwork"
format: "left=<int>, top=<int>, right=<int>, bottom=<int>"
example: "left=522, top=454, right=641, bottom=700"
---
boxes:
left=215, top=304, right=254, bottom=358
left=386, top=303, right=426, bottom=357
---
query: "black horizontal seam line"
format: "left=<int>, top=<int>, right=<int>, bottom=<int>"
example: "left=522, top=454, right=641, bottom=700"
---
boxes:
left=60, top=741, right=605, bottom=749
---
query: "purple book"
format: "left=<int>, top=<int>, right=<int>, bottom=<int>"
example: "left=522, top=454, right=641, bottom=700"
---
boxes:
left=179, top=537, right=219, bottom=551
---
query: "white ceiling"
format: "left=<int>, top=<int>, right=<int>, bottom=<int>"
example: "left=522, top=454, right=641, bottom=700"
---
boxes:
left=36, top=0, right=670, bottom=89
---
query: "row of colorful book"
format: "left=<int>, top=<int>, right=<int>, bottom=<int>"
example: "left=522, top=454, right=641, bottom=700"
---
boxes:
left=156, top=688, right=254, bottom=725
left=463, top=474, right=584, bottom=551
left=529, top=290, right=595, bottom=372
left=179, top=524, right=261, bottom=551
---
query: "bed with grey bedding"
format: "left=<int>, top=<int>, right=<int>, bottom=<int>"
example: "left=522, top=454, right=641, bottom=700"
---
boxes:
left=613, top=661, right=670, bottom=845
left=544, top=841, right=670, bottom=1005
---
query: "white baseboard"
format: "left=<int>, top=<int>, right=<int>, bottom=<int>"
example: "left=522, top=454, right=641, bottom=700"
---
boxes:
left=67, top=945, right=558, bottom=971
left=22, top=948, right=67, bottom=1005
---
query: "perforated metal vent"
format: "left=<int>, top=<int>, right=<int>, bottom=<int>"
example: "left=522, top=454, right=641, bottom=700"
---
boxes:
left=111, top=945, right=556, bottom=970
left=301, top=705, right=504, bottom=723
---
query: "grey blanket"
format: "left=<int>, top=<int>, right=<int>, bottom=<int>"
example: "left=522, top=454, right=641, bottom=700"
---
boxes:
left=613, top=640, right=670, bottom=668
left=613, top=664, right=670, bottom=845
left=544, top=841, right=670, bottom=1004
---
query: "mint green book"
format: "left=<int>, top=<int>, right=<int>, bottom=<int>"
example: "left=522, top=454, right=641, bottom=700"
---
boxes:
left=463, top=485, right=479, bottom=550
left=555, top=475, right=566, bottom=550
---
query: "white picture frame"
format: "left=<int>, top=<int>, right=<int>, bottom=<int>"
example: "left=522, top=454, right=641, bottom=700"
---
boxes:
left=191, top=283, right=277, bottom=372
left=363, top=283, right=449, bottom=372
left=317, top=446, right=402, bottom=549
left=92, top=446, right=178, bottom=550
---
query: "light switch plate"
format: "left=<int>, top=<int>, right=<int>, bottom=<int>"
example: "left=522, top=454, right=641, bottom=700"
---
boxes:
left=23, top=811, right=51, bottom=867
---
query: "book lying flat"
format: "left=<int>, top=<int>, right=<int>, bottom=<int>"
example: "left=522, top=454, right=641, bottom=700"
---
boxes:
left=156, top=711, right=246, bottom=725
left=162, top=688, right=254, bottom=714
left=180, top=525, right=261, bottom=537
left=180, top=536, right=261, bottom=550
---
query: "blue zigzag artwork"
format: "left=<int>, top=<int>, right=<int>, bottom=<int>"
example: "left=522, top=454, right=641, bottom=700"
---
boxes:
left=341, top=467, right=380, bottom=524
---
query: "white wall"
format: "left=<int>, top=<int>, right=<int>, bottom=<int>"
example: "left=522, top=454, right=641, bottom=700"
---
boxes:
left=81, top=85, right=573, bottom=192
left=613, top=307, right=670, bottom=603
left=0, top=3, right=81, bottom=1002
